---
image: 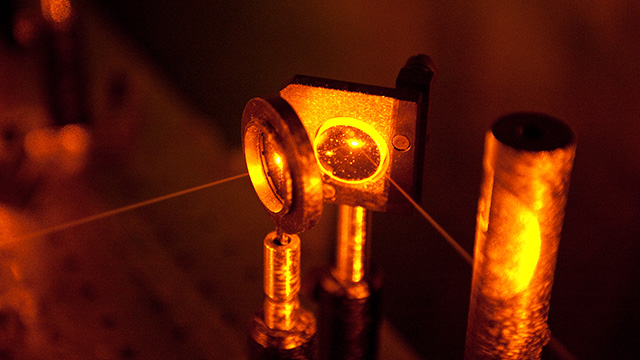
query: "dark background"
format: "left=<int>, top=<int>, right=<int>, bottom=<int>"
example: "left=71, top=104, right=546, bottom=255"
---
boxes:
left=73, top=1, right=640, bottom=358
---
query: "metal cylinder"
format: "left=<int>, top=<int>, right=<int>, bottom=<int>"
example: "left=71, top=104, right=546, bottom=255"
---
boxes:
left=316, top=205, right=381, bottom=360
left=317, top=268, right=382, bottom=360
left=250, top=231, right=316, bottom=359
left=264, top=232, right=301, bottom=331
left=465, top=113, right=576, bottom=359
left=334, top=205, right=371, bottom=285
left=248, top=307, right=316, bottom=360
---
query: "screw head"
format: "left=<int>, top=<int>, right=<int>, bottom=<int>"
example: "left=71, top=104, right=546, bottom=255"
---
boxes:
left=392, top=135, right=411, bottom=151
left=323, top=184, right=336, bottom=200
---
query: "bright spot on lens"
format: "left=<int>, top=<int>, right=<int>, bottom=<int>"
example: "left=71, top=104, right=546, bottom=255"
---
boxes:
left=314, top=118, right=388, bottom=183
left=261, top=135, right=291, bottom=209
left=244, top=124, right=292, bottom=214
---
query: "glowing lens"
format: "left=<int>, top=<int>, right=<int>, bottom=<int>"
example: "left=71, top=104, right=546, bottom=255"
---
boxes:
left=314, top=118, right=388, bottom=183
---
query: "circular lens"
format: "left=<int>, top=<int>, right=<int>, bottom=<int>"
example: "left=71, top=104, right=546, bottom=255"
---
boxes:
left=314, top=118, right=388, bottom=183
left=244, top=124, right=292, bottom=213
left=242, top=96, right=323, bottom=234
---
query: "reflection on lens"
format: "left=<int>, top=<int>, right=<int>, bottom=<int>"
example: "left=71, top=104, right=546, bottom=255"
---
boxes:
left=244, top=124, right=292, bottom=214
left=314, top=118, right=387, bottom=183
left=261, top=132, right=292, bottom=208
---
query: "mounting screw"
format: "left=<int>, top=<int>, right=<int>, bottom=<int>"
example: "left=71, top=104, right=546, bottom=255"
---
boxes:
left=392, top=135, right=411, bottom=151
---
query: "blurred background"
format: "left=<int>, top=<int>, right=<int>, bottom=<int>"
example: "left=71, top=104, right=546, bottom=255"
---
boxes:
left=0, top=0, right=638, bottom=359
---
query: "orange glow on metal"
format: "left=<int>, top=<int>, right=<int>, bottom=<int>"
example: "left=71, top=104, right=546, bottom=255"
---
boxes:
left=334, top=205, right=369, bottom=285
left=465, top=130, right=576, bottom=359
left=482, top=196, right=541, bottom=299
left=280, top=86, right=395, bottom=148
left=41, top=0, right=72, bottom=23
left=263, top=232, right=301, bottom=331
left=242, top=96, right=323, bottom=234
left=280, top=84, right=411, bottom=210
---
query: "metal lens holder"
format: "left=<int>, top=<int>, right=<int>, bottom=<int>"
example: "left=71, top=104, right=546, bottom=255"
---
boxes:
left=242, top=95, right=323, bottom=234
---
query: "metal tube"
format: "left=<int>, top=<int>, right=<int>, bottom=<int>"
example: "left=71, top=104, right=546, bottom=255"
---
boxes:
left=334, top=205, right=371, bottom=285
left=249, top=231, right=316, bottom=359
left=317, top=205, right=380, bottom=360
left=465, top=113, right=576, bottom=360
left=263, top=232, right=301, bottom=331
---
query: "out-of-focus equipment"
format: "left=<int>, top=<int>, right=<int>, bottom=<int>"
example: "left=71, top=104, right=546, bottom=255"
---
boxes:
left=0, top=0, right=92, bottom=207
left=242, top=55, right=435, bottom=359
left=464, top=113, right=576, bottom=360
left=40, top=0, right=90, bottom=126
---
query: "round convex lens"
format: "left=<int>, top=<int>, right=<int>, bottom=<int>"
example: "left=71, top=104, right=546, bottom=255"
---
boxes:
left=314, top=118, right=387, bottom=183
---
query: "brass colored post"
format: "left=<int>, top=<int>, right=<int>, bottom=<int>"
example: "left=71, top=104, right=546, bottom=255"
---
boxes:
left=263, top=232, right=301, bottom=331
left=317, top=205, right=381, bottom=360
left=333, top=205, right=371, bottom=285
left=465, top=113, right=576, bottom=360
left=249, top=231, right=316, bottom=359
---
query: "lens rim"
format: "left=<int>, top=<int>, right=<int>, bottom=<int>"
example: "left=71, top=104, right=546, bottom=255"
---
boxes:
left=242, top=96, right=323, bottom=234
left=244, top=123, right=290, bottom=213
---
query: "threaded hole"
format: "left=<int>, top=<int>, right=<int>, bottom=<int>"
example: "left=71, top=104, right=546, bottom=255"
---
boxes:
left=273, top=234, right=291, bottom=246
